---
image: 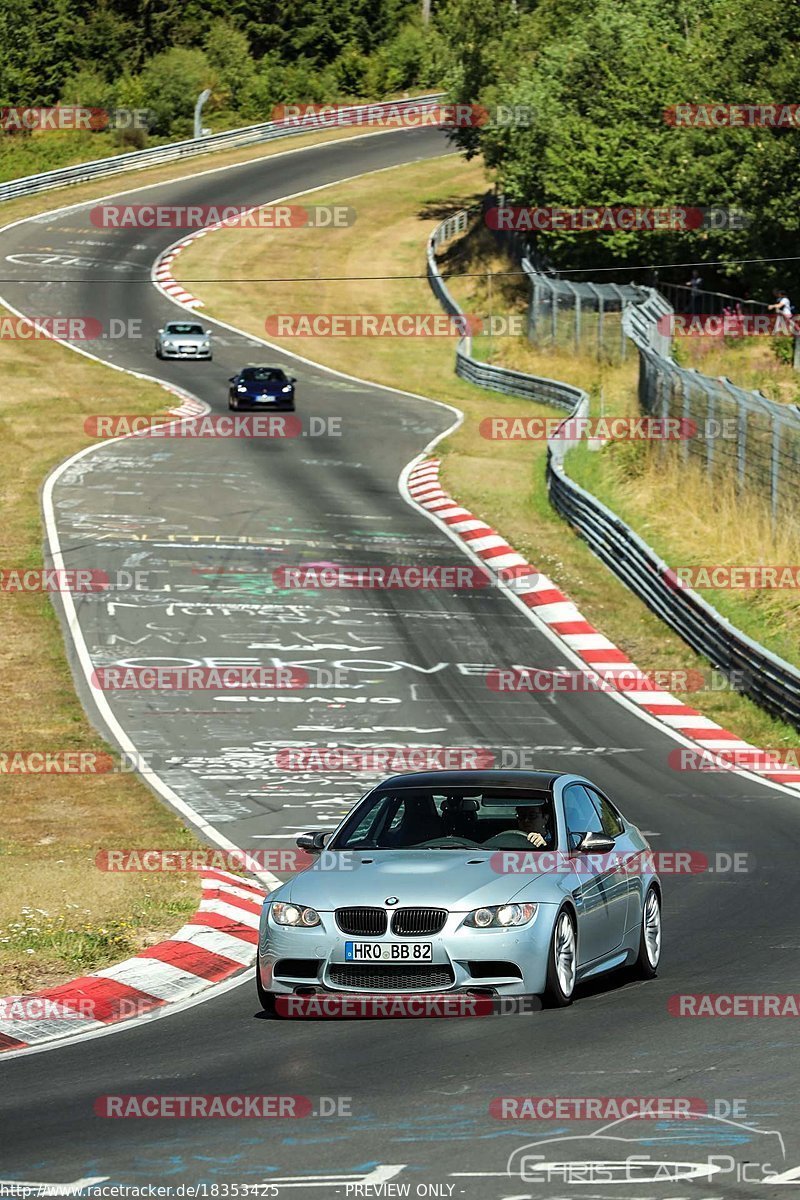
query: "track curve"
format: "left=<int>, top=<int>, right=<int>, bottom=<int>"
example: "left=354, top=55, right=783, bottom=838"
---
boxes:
left=1, top=127, right=799, bottom=1197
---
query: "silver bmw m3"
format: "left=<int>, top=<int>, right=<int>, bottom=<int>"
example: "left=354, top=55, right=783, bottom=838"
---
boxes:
left=256, top=769, right=662, bottom=1012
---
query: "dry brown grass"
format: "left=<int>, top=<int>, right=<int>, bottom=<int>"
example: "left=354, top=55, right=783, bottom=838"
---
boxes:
left=0, top=319, right=203, bottom=993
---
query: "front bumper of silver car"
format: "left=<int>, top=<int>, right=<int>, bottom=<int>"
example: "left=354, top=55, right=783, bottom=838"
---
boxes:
left=160, top=343, right=211, bottom=358
left=257, top=905, right=557, bottom=997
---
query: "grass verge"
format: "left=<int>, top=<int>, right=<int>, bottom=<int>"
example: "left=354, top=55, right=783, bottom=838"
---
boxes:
left=175, top=156, right=800, bottom=754
left=0, top=318, right=206, bottom=994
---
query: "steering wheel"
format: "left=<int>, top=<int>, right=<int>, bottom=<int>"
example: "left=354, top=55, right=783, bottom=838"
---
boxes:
left=482, top=830, right=541, bottom=849
left=415, top=836, right=483, bottom=849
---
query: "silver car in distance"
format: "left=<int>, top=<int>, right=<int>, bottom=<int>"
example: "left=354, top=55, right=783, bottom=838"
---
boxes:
left=256, top=770, right=662, bottom=1012
left=154, top=320, right=212, bottom=360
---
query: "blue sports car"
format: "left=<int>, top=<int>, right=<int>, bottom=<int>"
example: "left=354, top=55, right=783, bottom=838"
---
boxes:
left=228, top=364, right=296, bottom=411
left=256, top=770, right=662, bottom=1012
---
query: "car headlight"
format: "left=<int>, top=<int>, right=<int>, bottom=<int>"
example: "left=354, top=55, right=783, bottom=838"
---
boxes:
left=163, top=341, right=175, bottom=349
left=281, top=385, right=292, bottom=393
left=237, top=384, right=248, bottom=392
left=200, top=340, right=210, bottom=349
left=464, top=903, right=537, bottom=928
left=270, top=902, right=321, bottom=928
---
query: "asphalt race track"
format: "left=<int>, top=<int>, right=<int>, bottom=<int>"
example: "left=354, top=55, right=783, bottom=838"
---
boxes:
left=1, top=127, right=800, bottom=1197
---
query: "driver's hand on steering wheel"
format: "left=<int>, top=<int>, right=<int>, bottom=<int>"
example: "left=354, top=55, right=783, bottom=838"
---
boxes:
left=525, top=831, right=546, bottom=847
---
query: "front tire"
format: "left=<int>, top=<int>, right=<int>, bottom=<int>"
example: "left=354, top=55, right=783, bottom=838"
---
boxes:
left=633, top=886, right=661, bottom=979
left=542, top=908, right=576, bottom=1007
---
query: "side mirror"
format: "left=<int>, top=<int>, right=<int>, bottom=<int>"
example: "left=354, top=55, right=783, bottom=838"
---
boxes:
left=205, top=330, right=212, bottom=337
left=296, top=831, right=329, bottom=854
left=288, top=376, right=296, bottom=384
left=573, top=831, right=616, bottom=854
left=228, top=376, right=238, bottom=384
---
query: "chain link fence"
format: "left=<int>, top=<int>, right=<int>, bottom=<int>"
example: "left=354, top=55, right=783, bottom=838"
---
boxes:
left=480, top=196, right=800, bottom=522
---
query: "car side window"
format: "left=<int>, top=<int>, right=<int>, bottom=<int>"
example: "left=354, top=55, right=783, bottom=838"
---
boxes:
left=564, top=784, right=605, bottom=848
left=586, top=788, right=624, bottom=838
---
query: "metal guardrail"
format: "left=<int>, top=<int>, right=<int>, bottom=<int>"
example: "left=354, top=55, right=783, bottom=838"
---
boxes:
left=427, top=210, right=800, bottom=730
left=427, top=212, right=584, bottom=413
left=547, top=467, right=800, bottom=728
left=0, top=95, right=446, bottom=203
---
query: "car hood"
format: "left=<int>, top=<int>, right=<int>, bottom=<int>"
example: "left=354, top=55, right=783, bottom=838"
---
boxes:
left=272, top=850, right=550, bottom=911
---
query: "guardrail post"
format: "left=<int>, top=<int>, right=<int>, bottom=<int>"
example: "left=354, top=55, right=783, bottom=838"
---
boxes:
left=574, top=293, right=581, bottom=350
left=682, top=378, right=691, bottom=462
left=528, top=276, right=538, bottom=340
left=705, top=388, right=714, bottom=475
left=194, top=89, right=212, bottom=139
left=597, top=296, right=604, bottom=360
left=737, top=408, right=747, bottom=490
left=771, top=415, right=781, bottom=526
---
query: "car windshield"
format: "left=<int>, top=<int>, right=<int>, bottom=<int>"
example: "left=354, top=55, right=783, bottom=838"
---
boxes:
left=166, top=324, right=204, bottom=335
left=330, top=787, right=556, bottom=850
left=241, top=367, right=286, bottom=383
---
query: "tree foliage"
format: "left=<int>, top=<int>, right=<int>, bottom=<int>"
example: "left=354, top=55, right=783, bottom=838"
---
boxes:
left=440, top=0, right=800, bottom=293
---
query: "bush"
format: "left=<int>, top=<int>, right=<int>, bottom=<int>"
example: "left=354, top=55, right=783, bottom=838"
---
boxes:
left=204, top=20, right=255, bottom=108
left=771, top=335, right=795, bottom=366
left=333, top=45, right=371, bottom=96
left=137, top=48, right=218, bottom=137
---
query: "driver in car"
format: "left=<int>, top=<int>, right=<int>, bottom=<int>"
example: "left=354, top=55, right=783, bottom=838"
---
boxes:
left=511, top=804, right=553, bottom=847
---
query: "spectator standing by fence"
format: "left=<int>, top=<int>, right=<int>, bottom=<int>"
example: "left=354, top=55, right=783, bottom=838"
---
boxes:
left=687, top=269, right=703, bottom=313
